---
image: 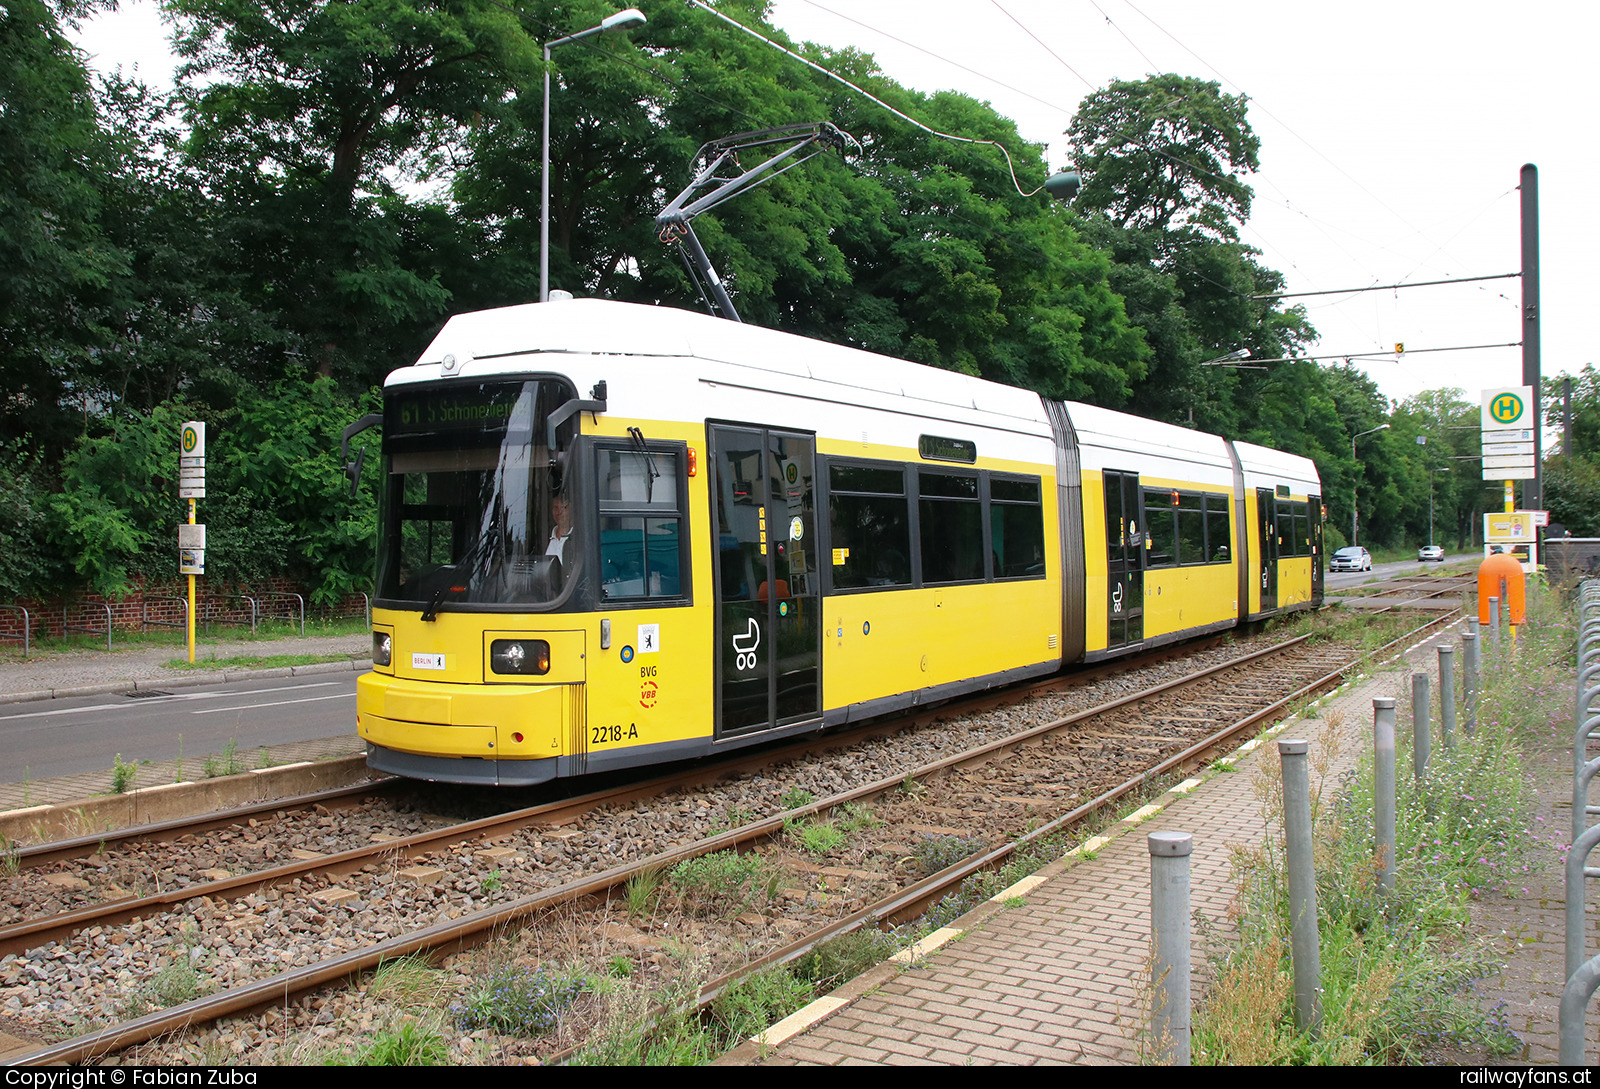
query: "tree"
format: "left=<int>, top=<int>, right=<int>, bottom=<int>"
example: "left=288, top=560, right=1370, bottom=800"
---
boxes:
left=1067, top=74, right=1258, bottom=239
left=1064, top=75, right=1312, bottom=429
left=164, top=0, right=544, bottom=386
left=0, top=0, right=130, bottom=450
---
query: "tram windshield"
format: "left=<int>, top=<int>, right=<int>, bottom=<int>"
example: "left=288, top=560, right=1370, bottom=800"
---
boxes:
left=377, top=378, right=583, bottom=611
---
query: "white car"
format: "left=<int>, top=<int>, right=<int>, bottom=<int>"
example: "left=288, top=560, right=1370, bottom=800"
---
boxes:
left=1417, top=545, right=1445, bottom=562
left=1330, top=546, right=1372, bottom=572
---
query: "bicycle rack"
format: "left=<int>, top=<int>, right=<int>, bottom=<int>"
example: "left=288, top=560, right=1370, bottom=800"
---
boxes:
left=258, top=592, right=305, bottom=636
left=204, top=594, right=258, bottom=635
left=63, top=601, right=112, bottom=650
left=141, top=595, right=189, bottom=634
left=0, top=604, right=30, bottom=656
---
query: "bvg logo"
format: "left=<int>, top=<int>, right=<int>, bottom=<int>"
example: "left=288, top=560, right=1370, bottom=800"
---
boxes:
left=1489, top=392, right=1525, bottom=425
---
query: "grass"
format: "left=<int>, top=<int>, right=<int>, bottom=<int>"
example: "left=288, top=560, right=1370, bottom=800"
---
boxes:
left=1186, top=582, right=1572, bottom=1064
left=787, top=818, right=845, bottom=855
left=328, top=1018, right=451, bottom=1066
left=162, top=651, right=357, bottom=671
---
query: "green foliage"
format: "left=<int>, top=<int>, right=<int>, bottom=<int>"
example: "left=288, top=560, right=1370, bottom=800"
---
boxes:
left=912, top=834, right=987, bottom=877
left=780, top=786, right=815, bottom=810
left=0, top=440, right=58, bottom=598
left=451, top=964, right=585, bottom=1037
left=203, top=737, right=245, bottom=778
left=1189, top=589, right=1566, bottom=1064
left=788, top=819, right=845, bottom=855
left=669, top=850, right=772, bottom=916
left=110, top=753, right=137, bottom=794
left=330, top=1019, right=450, bottom=1066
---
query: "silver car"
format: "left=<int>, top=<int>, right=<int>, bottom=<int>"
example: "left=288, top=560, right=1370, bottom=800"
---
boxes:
left=1330, top=546, right=1372, bottom=572
left=1418, top=545, right=1444, bottom=562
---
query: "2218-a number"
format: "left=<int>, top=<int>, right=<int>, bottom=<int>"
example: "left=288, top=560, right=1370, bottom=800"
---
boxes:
left=592, top=724, right=639, bottom=745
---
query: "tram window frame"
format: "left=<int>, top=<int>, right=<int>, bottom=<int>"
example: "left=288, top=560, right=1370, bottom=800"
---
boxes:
left=1144, top=487, right=1233, bottom=568
left=918, top=468, right=985, bottom=585
left=990, top=474, right=1047, bottom=580
left=593, top=441, right=692, bottom=606
left=824, top=459, right=914, bottom=593
left=1275, top=497, right=1310, bottom=557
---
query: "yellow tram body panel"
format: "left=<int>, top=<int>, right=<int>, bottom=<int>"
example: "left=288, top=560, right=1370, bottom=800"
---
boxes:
left=1080, top=468, right=1111, bottom=655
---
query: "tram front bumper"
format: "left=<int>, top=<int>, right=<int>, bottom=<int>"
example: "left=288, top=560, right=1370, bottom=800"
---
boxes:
left=356, top=672, right=570, bottom=760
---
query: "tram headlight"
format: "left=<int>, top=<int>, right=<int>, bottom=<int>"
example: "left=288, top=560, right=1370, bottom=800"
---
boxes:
left=372, top=631, right=392, bottom=667
left=491, top=639, right=550, bottom=676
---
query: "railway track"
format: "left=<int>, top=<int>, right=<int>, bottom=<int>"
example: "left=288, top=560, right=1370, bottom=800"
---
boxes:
left=0, top=606, right=1457, bottom=1066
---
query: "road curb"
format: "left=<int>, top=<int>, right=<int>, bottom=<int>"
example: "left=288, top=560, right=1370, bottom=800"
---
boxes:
left=0, top=659, right=373, bottom=706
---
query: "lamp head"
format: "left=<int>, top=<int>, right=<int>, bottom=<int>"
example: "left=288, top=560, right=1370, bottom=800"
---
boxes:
left=601, top=8, right=647, bottom=31
left=1043, top=170, right=1081, bottom=201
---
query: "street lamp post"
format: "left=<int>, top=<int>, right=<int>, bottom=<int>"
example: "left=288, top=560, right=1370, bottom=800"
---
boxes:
left=1430, top=467, right=1450, bottom=546
left=1351, top=424, right=1390, bottom=546
left=541, top=7, right=647, bottom=303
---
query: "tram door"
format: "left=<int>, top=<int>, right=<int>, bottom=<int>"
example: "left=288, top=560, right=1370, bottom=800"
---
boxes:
left=708, top=425, right=821, bottom=737
left=1309, top=493, right=1325, bottom=601
left=1104, top=470, right=1144, bottom=648
left=1257, top=488, right=1279, bottom=611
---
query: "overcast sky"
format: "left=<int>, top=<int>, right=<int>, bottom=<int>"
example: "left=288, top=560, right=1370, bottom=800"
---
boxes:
left=69, top=0, right=1595, bottom=413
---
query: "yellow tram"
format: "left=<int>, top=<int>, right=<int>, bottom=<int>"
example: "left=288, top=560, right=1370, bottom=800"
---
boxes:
left=355, top=300, right=1322, bottom=785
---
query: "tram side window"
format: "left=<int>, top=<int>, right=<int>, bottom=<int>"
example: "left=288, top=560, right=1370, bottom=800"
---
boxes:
left=991, top=476, right=1046, bottom=579
left=828, top=463, right=911, bottom=590
left=1176, top=492, right=1205, bottom=565
left=1142, top=490, right=1177, bottom=568
left=1276, top=499, right=1309, bottom=557
left=919, top=471, right=983, bottom=583
left=597, top=446, right=685, bottom=601
left=1205, top=495, right=1232, bottom=562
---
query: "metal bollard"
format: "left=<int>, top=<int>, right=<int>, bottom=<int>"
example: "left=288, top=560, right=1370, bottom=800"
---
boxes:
left=1490, top=596, right=1502, bottom=654
left=1439, top=644, right=1456, bottom=750
left=1463, top=631, right=1479, bottom=736
left=1412, top=672, right=1430, bottom=785
left=1148, top=831, right=1192, bottom=1066
left=1374, top=698, right=1397, bottom=893
left=1279, top=739, right=1321, bottom=1036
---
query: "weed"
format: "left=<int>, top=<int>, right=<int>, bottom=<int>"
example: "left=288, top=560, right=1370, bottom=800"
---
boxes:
left=452, top=964, right=586, bottom=1036
left=793, top=928, right=901, bottom=992
left=898, top=773, right=925, bottom=797
left=788, top=819, right=845, bottom=855
left=334, top=1018, right=450, bottom=1065
left=781, top=786, right=814, bottom=810
left=608, top=955, right=633, bottom=978
left=624, top=866, right=662, bottom=917
left=912, top=834, right=987, bottom=877
left=255, top=746, right=275, bottom=771
left=369, top=955, right=446, bottom=1006
left=835, top=802, right=879, bottom=832
left=203, top=738, right=245, bottom=778
left=119, top=953, right=207, bottom=1019
left=481, top=869, right=503, bottom=894
left=174, top=736, right=184, bottom=783
left=110, top=754, right=137, bottom=794
left=670, top=850, right=771, bottom=916
left=1002, top=895, right=1026, bottom=908
left=21, top=767, right=31, bottom=807
left=0, top=834, right=19, bottom=879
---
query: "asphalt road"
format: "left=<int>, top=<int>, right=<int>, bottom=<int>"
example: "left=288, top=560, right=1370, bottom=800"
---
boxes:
left=1322, top=550, right=1478, bottom=592
left=0, top=672, right=361, bottom=783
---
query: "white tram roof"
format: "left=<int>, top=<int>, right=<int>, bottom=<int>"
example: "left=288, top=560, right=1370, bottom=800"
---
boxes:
left=1232, top=439, right=1322, bottom=496
left=402, top=298, right=1051, bottom=432
left=1062, top=400, right=1235, bottom=489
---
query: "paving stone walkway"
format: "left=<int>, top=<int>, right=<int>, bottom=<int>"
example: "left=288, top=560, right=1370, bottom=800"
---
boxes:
left=734, top=617, right=1600, bottom=1066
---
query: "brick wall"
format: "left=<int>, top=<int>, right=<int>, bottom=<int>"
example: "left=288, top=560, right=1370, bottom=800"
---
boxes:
left=0, top=576, right=372, bottom=644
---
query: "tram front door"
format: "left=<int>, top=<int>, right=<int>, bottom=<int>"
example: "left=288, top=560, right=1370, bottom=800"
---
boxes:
left=708, top=425, right=821, bottom=738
